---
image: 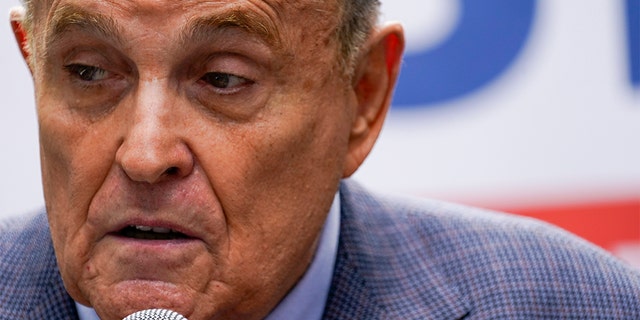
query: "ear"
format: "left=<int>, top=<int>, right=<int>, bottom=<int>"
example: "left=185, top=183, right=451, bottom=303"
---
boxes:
left=10, top=6, right=33, bottom=72
left=342, top=23, right=404, bottom=178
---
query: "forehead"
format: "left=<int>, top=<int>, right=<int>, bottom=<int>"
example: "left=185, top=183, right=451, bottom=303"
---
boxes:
left=35, top=0, right=341, bottom=17
left=35, top=0, right=342, bottom=51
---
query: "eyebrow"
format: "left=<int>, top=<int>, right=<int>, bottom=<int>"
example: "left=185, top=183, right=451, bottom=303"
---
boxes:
left=44, top=4, right=281, bottom=54
left=181, top=9, right=281, bottom=49
left=46, top=4, right=123, bottom=51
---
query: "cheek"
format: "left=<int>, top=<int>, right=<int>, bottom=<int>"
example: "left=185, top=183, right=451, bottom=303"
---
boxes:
left=196, top=91, right=351, bottom=245
left=37, top=95, right=120, bottom=261
left=39, top=111, right=109, bottom=210
left=218, top=109, right=344, bottom=198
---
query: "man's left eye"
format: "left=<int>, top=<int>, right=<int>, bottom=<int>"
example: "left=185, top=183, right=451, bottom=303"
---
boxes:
left=65, top=64, right=110, bottom=82
left=201, top=72, right=252, bottom=90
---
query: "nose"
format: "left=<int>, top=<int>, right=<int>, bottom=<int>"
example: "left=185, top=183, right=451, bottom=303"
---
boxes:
left=116, top=80, right=194, bottom=184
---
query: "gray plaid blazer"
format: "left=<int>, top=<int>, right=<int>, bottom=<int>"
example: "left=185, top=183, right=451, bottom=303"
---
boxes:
left=1, top=180, right=639, bottom=319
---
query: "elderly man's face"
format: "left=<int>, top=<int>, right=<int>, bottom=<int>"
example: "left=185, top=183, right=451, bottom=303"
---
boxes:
left=12, top=0, right=402, bottom=319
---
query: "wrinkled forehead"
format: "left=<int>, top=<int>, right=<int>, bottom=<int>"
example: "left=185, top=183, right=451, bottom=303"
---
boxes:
left=29, top=0, right=341, bottom=25
left=29, top=0, right=343, bottom=47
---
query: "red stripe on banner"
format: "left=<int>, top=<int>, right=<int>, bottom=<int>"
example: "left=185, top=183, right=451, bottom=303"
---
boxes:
left=499, top=199, right=640, bottom=251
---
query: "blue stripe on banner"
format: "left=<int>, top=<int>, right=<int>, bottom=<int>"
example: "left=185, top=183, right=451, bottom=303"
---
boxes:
left=627, top=0, right=640, bottom=88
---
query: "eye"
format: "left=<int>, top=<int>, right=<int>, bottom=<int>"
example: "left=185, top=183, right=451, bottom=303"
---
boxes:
left=64, top=64, right=110, bottom=82
left=200, top=72, right=253, bottom=90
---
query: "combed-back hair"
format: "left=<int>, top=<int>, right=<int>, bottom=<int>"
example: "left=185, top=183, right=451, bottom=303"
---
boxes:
left=336, top=0, right=381, bottom=74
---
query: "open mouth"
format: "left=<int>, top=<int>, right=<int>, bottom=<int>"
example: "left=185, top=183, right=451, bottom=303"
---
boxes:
left=118, top=225, right=189, bottom=240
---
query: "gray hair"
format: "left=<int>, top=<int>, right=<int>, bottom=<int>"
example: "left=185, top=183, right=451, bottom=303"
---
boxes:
left=337, top=0, right=381, bottom=73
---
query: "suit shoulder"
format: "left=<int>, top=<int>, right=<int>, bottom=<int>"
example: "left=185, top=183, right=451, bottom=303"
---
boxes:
left=0, top=210, right=53, bottom=262
left=338, top=180, right=640, bottom=318
left=0, top=210, right=70, bottom=317
left=0, top=210, right=57, bottom=280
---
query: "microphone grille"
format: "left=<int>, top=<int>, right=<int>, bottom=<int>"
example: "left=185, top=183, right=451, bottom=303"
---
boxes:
left=123, top=308, right=188, bottom=320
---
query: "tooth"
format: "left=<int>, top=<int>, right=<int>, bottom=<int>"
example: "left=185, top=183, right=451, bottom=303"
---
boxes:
left=135, top=225, right=152, bottom=232
left=151, top=227, right=171, bottom=233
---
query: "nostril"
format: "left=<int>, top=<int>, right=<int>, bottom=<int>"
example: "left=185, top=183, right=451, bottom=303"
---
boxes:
left=164, top=167, right=179, bottom=176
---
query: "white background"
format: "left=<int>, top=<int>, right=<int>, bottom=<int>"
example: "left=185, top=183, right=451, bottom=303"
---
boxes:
left=359, top=0, right=640, bottom=208
left=1, top=0, right=41, bottom=217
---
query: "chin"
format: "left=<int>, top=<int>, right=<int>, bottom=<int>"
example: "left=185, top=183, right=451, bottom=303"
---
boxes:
left=88, top=280, right=198, bottom=320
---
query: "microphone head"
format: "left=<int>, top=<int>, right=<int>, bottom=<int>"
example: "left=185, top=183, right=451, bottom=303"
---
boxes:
left=122, top=308, right=188, bottom=320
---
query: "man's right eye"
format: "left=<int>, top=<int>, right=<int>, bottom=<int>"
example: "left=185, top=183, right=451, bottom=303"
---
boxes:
left=64, top=64, right=110, bottom=82
left=200, top=72, right=253, bottom=92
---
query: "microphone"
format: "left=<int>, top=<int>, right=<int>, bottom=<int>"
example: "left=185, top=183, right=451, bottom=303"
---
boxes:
left=122, top=308, right=188, bottom=320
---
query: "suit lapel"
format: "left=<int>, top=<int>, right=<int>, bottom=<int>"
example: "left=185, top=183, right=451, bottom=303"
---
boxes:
left=323, top=180, right=471, bottom=319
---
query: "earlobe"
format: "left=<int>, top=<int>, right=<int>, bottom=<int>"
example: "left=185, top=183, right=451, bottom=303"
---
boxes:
left=342, top=23, right=405, bottom=178
left=10, top=6, right=33, bottom=72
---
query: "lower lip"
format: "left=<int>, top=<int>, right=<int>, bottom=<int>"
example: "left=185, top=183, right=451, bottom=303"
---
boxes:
left=102, top=235, right=205, bottom=272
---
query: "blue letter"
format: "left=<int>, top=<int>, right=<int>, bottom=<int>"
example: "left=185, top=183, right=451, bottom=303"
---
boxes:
left=626, top=0, right=639, bottom=88
left=393, top=0, right=537, bottom=107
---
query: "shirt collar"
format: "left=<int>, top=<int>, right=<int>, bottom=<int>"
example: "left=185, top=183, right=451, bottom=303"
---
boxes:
left=77, top=192, right=341, bottom=320
left=264, top=192, right=340, bottom=320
